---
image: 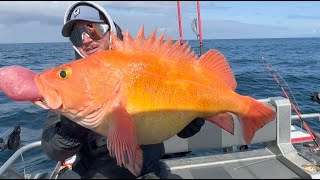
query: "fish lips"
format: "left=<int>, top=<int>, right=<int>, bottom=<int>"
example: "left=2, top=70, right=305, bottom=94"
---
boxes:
left=33, top=75, right=62, bottom=110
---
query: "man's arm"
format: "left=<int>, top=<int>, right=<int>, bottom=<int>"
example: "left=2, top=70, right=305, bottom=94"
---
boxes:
left=177, top=117, right=205, bottom=138
left=41, top=111, right=88, bottom=161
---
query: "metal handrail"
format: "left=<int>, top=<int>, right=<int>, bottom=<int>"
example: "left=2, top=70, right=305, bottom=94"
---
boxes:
left=0, top=141, right=41, bottom=177
left=291, top=113, right=320, bottom=121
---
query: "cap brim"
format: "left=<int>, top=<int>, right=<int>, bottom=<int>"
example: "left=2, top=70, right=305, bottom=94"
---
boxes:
left=62, top=18, right=105, bottom=37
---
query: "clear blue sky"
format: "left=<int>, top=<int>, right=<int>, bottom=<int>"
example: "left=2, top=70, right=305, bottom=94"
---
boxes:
left=1, top=1, right=320, bottom=43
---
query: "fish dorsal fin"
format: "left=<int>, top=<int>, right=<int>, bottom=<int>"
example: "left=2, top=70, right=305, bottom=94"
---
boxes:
left=198, top=50, right=237, bottom=90
left=111, top=25, right=198, bottom=62
left=110, top=26, right=236, bottom=89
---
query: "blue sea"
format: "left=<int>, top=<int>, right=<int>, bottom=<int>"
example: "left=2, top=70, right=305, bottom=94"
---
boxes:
left=1, top=38, right=320, bottom=176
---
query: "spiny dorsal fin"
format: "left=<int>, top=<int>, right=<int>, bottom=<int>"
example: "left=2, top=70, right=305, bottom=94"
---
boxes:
left=198, top=50, right=237, bottom=90
left=110, top=26, right=198, bottom=63
left=135, top=25, right=146, bottom=47
left=110, top=26, right=236, bottom=89
left=122, top=30, right=135, bottom=54
left=144, top=28, right=157, bottom=50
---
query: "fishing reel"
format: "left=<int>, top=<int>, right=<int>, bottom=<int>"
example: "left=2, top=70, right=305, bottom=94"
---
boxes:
left=310, top=92, right=320, bottom=104
left=0, top=123, right=21, bottom=152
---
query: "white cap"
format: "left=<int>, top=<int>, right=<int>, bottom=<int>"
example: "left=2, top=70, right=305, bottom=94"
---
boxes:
left=62, top=1, right=117, bottom=58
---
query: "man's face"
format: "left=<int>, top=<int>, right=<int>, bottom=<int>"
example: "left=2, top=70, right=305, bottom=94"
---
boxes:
left=72, top=21, right=111, bottom=57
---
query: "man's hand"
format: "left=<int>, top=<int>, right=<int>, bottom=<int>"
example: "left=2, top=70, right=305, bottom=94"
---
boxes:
left=177, top=117, right=205, bottom=138
left=311, top=92, right=320, bottom=104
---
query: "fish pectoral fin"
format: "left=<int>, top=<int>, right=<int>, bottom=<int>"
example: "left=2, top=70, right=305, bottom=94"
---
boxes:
left=107, top=105, right=143, bottom=177
left=206, top=113, right=234, bottom=135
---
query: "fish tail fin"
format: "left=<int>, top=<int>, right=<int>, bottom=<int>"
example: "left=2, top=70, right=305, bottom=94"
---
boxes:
left=238, top=96, right=276, bottom=145
left=206, top=113, right=235, bottom=135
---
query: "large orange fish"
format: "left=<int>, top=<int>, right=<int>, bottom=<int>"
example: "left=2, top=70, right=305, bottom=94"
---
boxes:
left=0, top=26, right=276, bottom=176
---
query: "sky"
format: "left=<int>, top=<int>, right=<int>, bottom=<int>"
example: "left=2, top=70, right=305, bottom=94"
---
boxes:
left=1, top=1, right=320, bottom=44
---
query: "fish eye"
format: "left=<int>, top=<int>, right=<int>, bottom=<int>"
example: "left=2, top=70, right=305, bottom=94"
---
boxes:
left=58, top=68, right=71, bottom=79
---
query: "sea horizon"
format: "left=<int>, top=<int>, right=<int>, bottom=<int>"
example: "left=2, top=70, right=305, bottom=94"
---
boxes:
left=1, top=36, right=320, bottom=45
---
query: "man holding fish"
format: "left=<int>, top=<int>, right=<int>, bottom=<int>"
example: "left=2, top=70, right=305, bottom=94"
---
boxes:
left=40, top=1, right=205, bottom=179
left=0, top=1, right=276, bottom=179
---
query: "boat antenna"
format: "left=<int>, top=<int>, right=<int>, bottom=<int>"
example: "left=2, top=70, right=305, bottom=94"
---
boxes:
left=261, top=56, right=320, bottom=151
left=177, top=1, right=183, bottom=45
left=196, top=1, right=204, bottom=56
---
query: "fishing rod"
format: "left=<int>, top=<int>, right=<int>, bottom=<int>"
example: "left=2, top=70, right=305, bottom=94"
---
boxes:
left=176, top=1, right=183, bottom=46
left=261, top=56, right=320, bottom=150
left=196, top=1, right=204, bottom=56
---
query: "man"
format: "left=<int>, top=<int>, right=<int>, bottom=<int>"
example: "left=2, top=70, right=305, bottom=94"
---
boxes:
left=41, top=1, right=205, bottom=179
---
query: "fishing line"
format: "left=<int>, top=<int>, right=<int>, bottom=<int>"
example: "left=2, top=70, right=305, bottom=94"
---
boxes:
left=266, top=62, right=305, bottom=136
left=19, top=149, right=26, bottom=178
left=265, top=59, right=302, bottom=114
left=261, top=57, right=305, bottom=147
left=261, top=56, right=320, bottom=150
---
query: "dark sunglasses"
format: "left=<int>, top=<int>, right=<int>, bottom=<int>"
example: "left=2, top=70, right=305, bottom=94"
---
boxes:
left=70, top=22, right=110, bottom=47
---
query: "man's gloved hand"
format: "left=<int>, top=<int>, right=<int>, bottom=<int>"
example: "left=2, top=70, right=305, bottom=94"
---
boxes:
left=177, top=117, right=205, bottom=138
left=311, top=91, right=320, bottom=104
left=60, top=116, right=89, bottom=139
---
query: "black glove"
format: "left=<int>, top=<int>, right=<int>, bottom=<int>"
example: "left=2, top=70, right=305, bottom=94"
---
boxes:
left=59, top=116, right=89, bottom=139
left=177, top=117, right=205, bottom=138
left=311, top=91, right=320, bottom=104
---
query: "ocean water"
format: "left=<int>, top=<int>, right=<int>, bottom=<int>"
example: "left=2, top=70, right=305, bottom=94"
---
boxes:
left=1, top=38, right=320, bottom=175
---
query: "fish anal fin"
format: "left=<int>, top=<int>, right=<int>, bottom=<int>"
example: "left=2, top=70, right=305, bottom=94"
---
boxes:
left=107, top=106, right=143, bottom=177
left=198, top=50, right=237, bottom=90
left=239, top=96, right=276, bottom=145
left=206, top=113, right=234, bottom=135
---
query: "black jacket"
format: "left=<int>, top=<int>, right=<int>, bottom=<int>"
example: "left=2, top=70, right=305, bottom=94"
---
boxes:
left=41, top=112, right=204, bottom=179
left=42, top=111, right=168, bottom=179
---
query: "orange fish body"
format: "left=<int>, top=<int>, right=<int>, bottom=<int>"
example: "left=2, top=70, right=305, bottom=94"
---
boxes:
left=91, top=50, right=242, bottom=144
left=30, top=27, right=276, bottom=176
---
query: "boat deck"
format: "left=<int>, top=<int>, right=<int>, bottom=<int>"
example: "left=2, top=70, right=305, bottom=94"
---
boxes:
left=164, top=148, right=301, bottom=179
left=27, top=145, right=318, bottom=179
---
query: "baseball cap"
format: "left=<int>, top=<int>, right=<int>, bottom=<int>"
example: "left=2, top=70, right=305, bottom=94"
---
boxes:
left=62, top=5, right=105, bottom=37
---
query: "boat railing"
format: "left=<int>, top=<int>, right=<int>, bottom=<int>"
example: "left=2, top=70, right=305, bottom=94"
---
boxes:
left=0, top=141, right=42, bottom=179
left=291, top=113, right=320, bottom=138
left=292, top=113, right=320, bottom=121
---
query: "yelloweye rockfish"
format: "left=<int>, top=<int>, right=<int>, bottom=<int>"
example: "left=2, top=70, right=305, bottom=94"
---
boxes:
left=0, top=26, right=276, bottom=176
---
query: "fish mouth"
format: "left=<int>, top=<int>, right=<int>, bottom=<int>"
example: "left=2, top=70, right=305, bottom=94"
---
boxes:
left=33, top=75, right=63, bottom=110
left=32, top=91, right=62, bottom=110
left=33, top=99, right=50, bottom=110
